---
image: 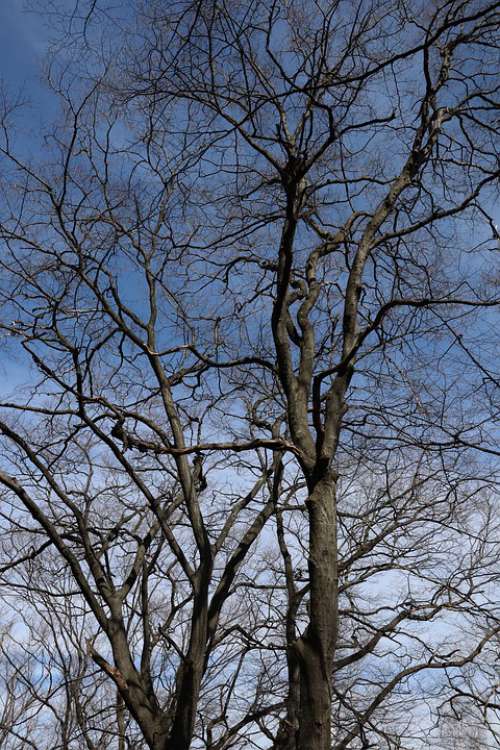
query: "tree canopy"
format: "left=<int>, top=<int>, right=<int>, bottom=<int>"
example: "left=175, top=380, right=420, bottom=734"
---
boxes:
left=0, top=1, right=499, bottom=749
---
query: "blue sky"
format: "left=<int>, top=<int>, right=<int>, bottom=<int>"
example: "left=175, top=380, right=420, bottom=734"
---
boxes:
left=0, top=3, right=55, bottom=388
left=0, top=2, right=44, bottom=81
left=0, top=1, right=55, bottom=122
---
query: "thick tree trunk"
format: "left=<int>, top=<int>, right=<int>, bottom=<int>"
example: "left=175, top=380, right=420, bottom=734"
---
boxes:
left=298, top=471, right=338, bottom=750
left=297, top=638, right=333, bottom=750
left=166, top=564, right=211, bottom=750
left=273, top=471, right=338, bottom=750
left=167, top=653, right=205, bottom=750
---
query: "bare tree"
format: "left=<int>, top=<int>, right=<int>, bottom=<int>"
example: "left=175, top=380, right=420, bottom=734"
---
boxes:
left=0, top=1, right=499, bottom=749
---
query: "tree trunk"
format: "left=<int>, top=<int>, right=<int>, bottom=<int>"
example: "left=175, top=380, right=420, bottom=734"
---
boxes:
left=167, top=567, right=211, bottom=750
left=298, top=471, right=338, bottom=750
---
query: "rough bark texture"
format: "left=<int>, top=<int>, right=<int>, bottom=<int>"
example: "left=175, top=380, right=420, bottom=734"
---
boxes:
left=298, top=473, right=338, bottom=750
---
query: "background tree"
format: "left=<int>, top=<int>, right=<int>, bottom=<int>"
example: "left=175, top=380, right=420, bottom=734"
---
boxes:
left=0, top=1, right=499, bottom=749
